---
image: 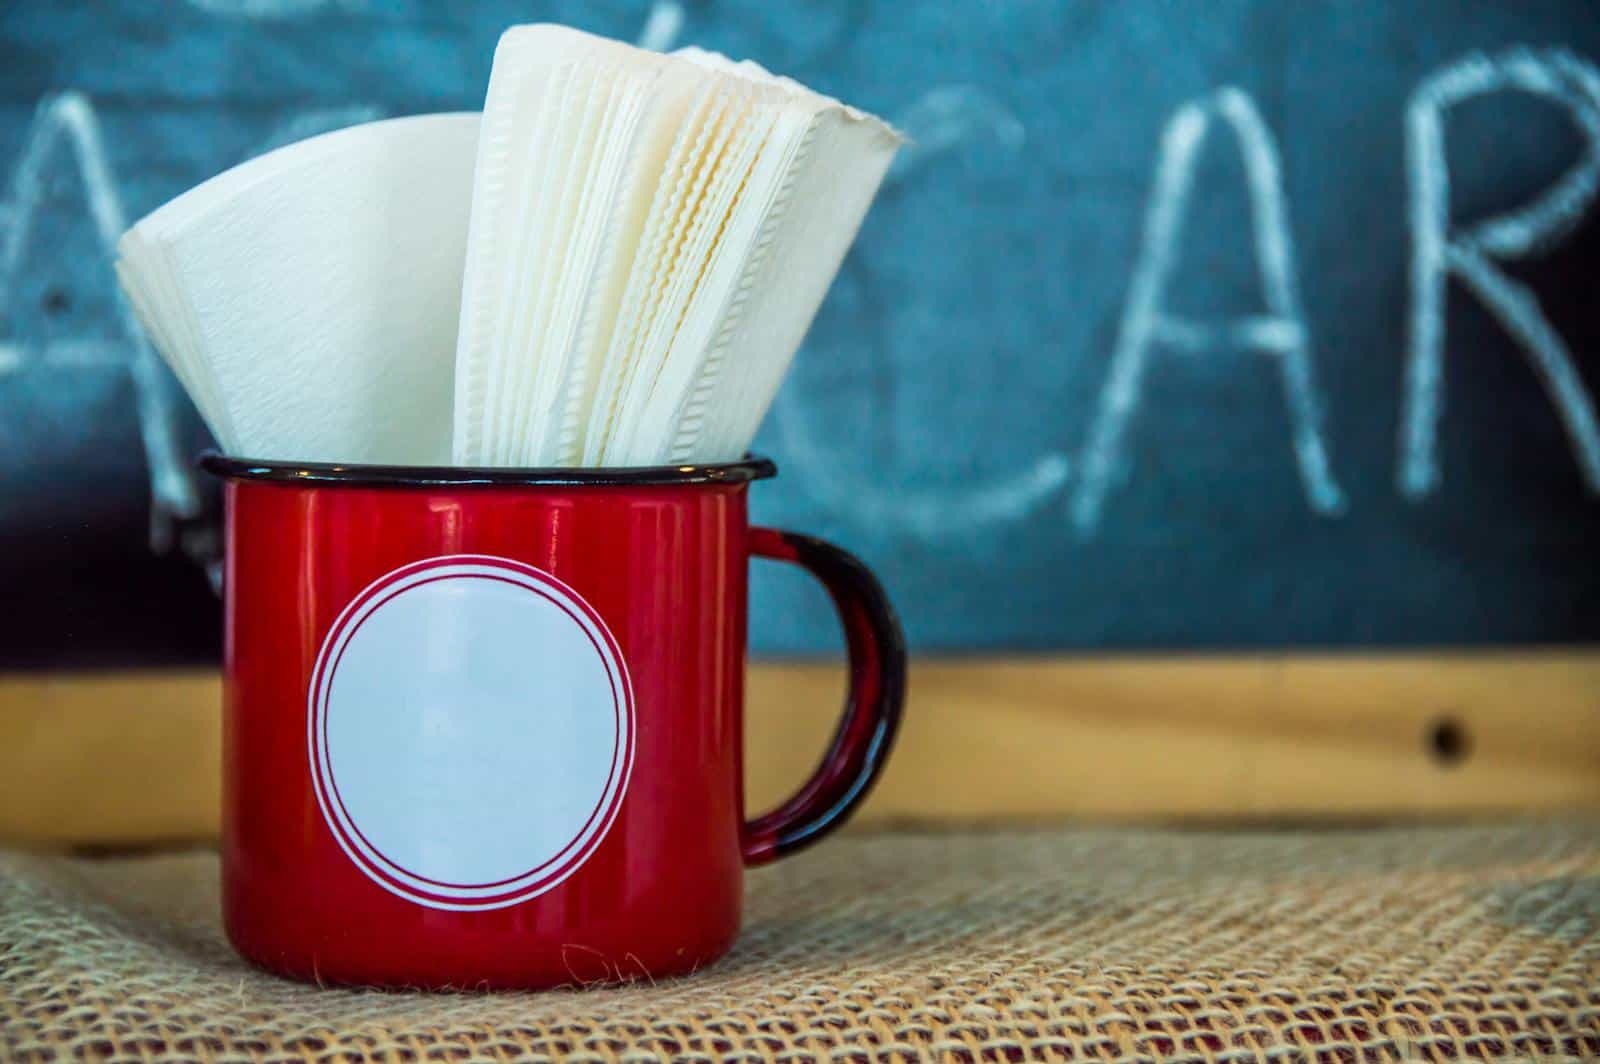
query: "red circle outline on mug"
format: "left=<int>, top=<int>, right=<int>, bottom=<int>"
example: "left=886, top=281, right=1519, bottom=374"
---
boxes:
left=307, top=555, right=635, bottom=912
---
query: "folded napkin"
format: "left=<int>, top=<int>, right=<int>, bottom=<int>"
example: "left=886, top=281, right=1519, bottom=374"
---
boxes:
left=117, top=113, right=479, bottom=464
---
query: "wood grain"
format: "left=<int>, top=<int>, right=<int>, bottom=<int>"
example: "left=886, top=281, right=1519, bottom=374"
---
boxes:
left=3, top=653, right=1597, bottom=846
left=746, top=653, right=1600, bottom=820
left=1, top=671, right=221, bottom=846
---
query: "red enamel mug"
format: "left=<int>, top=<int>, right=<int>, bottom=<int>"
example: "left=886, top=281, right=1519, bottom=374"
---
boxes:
left=201, top=453, right=905, bottom=990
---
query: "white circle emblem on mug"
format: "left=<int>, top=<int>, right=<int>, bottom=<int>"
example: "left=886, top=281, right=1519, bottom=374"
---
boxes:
left=307, top=555, right=634, bottom=911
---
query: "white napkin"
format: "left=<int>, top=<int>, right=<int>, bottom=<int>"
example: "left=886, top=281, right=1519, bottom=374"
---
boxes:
left=453, top=25, right=707, bottom=467
left=117, top=112, right=479, bottom=464
left=628, top=49, right=900, bottom=465
left=452, top=25, right=900, bottom=467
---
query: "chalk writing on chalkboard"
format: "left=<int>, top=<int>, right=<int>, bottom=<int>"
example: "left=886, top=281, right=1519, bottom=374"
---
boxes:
left=1070, top=87, right=1346, bottom=536
left=776, top=46, right=1600, bottom=542
left=3, top=35, right=1597, bottom=554
left=1, top=3, right=1596, bottom=657
left=1400, top=48, right=1600, bottom=498
left=777, top=84, right=1074, bottom=537
left=0, top=93, right=198, bottom=549
left=635, top=0, right=685, bottom=53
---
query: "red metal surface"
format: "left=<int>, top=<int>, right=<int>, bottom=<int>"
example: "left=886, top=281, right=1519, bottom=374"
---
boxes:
left=217, top=470, right=903, bottom=990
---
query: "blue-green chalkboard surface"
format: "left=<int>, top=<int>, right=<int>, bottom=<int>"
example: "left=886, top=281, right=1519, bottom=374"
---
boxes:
left=1, top=1, right=1597, bottom=666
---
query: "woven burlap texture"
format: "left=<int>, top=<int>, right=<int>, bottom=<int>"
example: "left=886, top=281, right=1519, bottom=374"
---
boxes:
left=3, top=824, right=1599, bottom=1063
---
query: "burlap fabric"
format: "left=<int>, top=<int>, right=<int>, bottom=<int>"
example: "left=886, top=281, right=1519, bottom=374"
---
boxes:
left=3, top=824, right=1598, bottom=1062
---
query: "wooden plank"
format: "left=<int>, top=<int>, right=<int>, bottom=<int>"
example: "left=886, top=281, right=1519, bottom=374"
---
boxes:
left=0, top=671, right=220, bottom=847
left=746, top=653, right=1600, bottom=820
left=3, top=653, right=1598, bottom=846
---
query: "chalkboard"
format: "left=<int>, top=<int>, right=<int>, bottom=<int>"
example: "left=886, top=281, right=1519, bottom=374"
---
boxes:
left=2, top=0, right=1598, bottom=666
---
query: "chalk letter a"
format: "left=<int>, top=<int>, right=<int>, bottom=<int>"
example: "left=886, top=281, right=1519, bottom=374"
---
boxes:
left=1, top=92, right=198, bottom=547
left=1071, top=89, right=1344, bottom=534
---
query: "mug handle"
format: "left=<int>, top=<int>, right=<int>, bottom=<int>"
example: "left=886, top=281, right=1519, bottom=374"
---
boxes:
left=741, top=527, right=908, bottom=866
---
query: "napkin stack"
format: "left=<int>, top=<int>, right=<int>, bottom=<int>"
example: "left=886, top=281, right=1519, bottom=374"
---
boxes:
left=453, top=26, right=900, bottom=466
left=117, top=24, right=899, bottom=467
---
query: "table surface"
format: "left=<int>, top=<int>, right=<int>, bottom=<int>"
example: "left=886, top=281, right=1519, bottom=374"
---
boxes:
left=4, top=823, right=1599, bottom=1062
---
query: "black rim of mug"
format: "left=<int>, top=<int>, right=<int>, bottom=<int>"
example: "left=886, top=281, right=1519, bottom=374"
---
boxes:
left=198, top=450, right=778, bottom=487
